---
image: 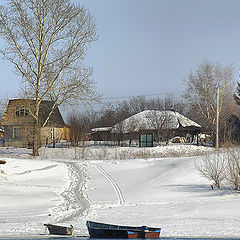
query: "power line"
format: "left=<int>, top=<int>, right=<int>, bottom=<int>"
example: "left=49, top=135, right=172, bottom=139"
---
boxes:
left=101, top=91, right=183, bottom=100
left=0, top=91, right=184, bottom=107
left=86, top=91, right=184, bottom=108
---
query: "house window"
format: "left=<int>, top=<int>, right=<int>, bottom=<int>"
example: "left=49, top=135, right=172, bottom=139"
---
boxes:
left=139, top=134, right=153, bottom=147
left=13, top=127, right=21, bottom=139
left=16, top=106, right=29, bottom=117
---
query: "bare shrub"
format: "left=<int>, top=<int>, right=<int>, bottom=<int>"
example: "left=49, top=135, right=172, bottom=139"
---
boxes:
left=195, top=152, right=226, bottom=188
left=225, top=149, right=240, bottom=190
left=131, top=150, right=151, bottom=160
left=95, top=148, right=108, bottom=160
left=67, top=112, right=92, bottom=159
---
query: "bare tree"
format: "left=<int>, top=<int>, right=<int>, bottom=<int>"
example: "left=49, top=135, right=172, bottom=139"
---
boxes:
left=67, top=112, right=91, bottom=159
left=0, top=0, right=99, bottom=155
left=183, top=61, right=235, bottom=145
left=146, top=110, right=172, bottom=145
left=0, top=98, right=8, bottom=121
left=125, top=116, right=138, bottom=146
left=112, top=119, right=125, bottom=146
left=95, top=95, right=186, bottom=129
left=96, top=103, right=118, bottom=127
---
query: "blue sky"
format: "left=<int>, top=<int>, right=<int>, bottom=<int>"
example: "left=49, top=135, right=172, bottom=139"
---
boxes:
left=1, top=0, right=240, bottom=102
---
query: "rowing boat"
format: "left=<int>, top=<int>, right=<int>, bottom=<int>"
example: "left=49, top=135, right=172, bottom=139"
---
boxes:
left=86, top=220, right=161, bottom=238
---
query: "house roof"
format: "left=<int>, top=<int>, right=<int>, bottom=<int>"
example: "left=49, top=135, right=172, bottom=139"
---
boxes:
left=38, top=100, right=65, bottom=127
left=1, top=99, right=65, bottom=127
left=111, top=110, right=202, bottom=133
left=91, top=127, right=112, bottom=132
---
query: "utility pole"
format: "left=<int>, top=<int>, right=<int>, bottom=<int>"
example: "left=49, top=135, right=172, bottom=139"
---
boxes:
left=216, top=85, right=220, bottom=149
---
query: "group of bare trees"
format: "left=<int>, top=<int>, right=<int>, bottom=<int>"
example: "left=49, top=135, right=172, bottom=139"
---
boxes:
left=65, top=95, right=183, bottom=147
left=183, top=61, right=238, bottom=146
left=66, top=60, right=239, bottom=147
left=92, top=61, right=238, bottom=147
left=195, top=149, right=240, bottom=190
left=67, top=111, right=93, bottom=159
left=93, top=95, right=185, bottom=129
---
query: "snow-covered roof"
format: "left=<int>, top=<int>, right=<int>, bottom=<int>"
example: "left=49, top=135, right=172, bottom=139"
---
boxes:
left=91, top=127, right=112, bottom=132
left=111, top=110, right=201, bottom=133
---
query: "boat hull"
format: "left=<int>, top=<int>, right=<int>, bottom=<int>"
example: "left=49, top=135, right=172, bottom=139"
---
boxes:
left=86, top=221, right=161, bottom=239
left=128, top=229, right=161, bottom=239
left=88, top=228, right=128, bottom=238
left=44, top=224, right=73, bottom=235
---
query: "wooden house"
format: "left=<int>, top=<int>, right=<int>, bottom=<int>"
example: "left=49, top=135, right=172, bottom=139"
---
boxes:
left=61, top=126, right=71, bottom=141
left=0, top=99, right=65, bottom=148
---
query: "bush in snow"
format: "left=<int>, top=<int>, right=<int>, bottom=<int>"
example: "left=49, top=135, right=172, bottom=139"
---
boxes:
left=195, top=152, right=226, bottom=188
left=225, top=149, right=240, bottom=190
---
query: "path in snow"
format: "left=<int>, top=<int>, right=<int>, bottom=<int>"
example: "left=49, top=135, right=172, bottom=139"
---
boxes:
left=95, top=165, right=125, bottom=205
left=48, top=161, right=90, bottom=224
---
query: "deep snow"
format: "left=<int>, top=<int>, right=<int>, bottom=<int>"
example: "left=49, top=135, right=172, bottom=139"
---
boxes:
left=0, top=145, right=240, bottom=238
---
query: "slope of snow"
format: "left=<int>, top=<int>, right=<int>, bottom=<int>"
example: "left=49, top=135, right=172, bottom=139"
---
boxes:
left=86, top=157, right=240, bottom=238
left=0, top=158, right=69, bottom=238
left=0, top=145, right=239, bottom=238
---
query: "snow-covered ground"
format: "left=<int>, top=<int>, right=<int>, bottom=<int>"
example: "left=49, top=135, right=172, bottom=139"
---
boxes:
left=0, top=145, right=240, bottom=238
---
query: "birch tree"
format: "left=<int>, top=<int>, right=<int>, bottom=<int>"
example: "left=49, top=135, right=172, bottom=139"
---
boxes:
left=183, top=61, right=235, bottom=143
left=0, top=0, right=99, bottom=155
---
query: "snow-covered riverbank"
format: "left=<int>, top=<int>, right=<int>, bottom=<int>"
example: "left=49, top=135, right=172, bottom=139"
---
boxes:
left=0, top=145, right=240, bottom=238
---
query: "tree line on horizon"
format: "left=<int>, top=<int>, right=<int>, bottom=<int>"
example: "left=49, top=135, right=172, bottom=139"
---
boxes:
left=1, top=60, right=240, bottom=148
left=66, top=60, right=240, bottom=148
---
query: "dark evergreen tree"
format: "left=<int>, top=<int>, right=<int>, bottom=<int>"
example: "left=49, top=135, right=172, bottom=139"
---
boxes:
left=234, top=82, right=240, bottom=105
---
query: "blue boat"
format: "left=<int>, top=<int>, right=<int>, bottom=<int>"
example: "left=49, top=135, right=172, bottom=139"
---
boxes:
left=86, top=220, right=161, bottom=238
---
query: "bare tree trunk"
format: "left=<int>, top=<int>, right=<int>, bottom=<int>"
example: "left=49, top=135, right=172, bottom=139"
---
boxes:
left=81, top=140, right=86, bottom=160
left=33, top=121, right=40, bottom=156
left=74, top=144, right=77, bottom=160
